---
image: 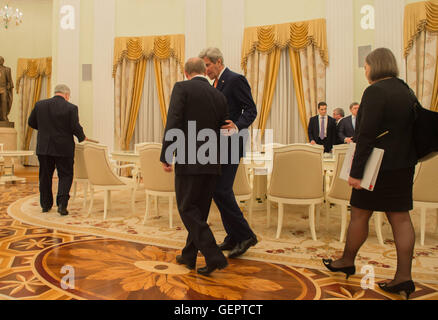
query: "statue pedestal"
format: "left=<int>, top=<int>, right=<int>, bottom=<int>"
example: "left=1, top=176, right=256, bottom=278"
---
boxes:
left=0, top=124, right=22, bottom=173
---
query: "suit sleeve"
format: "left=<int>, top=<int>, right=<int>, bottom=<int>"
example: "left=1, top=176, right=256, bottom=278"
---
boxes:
left=350, top=85, right=385, bottom=179
left=337, top=118, right=347, bottom=143
left=230, top=75, right=257, bottom=130
left=160, top=82, right=185, bottom=164
left=308, top=118, right=315, bottom=142
left=71, top=106, right=86, bottom=142
left=28, top=105, right=38, bottom=130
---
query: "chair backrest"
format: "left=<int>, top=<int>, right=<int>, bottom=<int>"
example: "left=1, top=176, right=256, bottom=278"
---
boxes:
left=83, top=143, right=125, bottom=186
left=413, top=153, right=438, bottom=202
left=263, top=143, right=286, bottom=174
left=137, top=143, right=174, bottom=192
left=233, top=161, right=252, bottom=196
left=268, top=144, right=324, bottom=199
left=74, top=143, right=88, bottom=179
left=327, top=144, right=352, bottom=200
left=135, top=142, right=161, bottom=153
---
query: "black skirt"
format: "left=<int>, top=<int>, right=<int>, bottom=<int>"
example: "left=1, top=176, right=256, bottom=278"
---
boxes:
left=350, top=167, right=415, bottom=212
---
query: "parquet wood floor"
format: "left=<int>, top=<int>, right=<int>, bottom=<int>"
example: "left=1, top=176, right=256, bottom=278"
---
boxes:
left=1, top=167, right=437, bottom=301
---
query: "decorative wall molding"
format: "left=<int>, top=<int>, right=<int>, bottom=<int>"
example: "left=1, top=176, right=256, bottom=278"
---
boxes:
left=325, top=0, right=354, bottom=112
left=93, top=0, right=115, bottom=150
left=375, top=0, right=405, bottom=80
left=185, top=0, right=207, bottom=63
left=222, top=0, right=245, bottom=73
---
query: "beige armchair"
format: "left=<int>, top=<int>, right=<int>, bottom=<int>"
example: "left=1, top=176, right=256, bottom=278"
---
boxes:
left=72, top=142, right=89, bottom=208
left=233, top=161, right=253, bottom=225
left=413, top=153, right=438, bottom=246
left=83, top=143, right=136, bottom=220
left=137, top=143, right=176, bottom=228
left=267, top=144, right=325, bottom=240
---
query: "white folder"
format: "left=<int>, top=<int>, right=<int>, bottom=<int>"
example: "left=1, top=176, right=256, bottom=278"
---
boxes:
left=339, top=143, right=385, bottom=191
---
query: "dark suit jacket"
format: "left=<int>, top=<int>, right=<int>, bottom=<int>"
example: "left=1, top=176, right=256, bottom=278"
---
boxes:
left=216, top=68, right=257, bottom=158
left=308, top=115, right=337, bottom=152
left=337, top=115, right=356, bottom=143
left=160, top=77, right=229, bottom=175
left=28, top=96, right=86, bottom=158
left=350, top=78, right=417, bottom=179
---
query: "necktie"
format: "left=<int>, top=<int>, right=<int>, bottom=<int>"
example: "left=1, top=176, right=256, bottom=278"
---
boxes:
left=319, top=116, right=325, bottom=140
left=214, top=79, right=218, bottom=88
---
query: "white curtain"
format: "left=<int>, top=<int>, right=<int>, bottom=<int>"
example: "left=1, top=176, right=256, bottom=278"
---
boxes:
left=132, top=59, right=163, bottom=146
left=265, top=49, right=307, bottom=144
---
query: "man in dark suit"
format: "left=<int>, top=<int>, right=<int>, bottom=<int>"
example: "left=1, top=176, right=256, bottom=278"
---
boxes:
left=308, top=101, right=337, bottom=153
left=333, top=107, right=345, bottom=145
left=28, top=84, right=87, bottom=215
left=160, top=57, right=229, bottom=276
left=338, top=102, right=359, bottom=144
left=199, top=47, right=258, bottom=259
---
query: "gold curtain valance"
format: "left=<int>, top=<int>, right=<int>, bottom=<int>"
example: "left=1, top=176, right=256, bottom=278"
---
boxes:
left=404, top=1, right=438, bottom=57
left=16, top=57, right=52, bottom=93
left=113, top=34, right=185, bottom=77
left=241, top=18, right=328, bottom=73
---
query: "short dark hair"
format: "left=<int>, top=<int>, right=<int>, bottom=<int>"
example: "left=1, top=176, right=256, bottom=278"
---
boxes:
left=318, top=102, right=327, bottom=109
left=349, top=102, right=359, bottom=110
left=365, top=47, right=399, bottom=82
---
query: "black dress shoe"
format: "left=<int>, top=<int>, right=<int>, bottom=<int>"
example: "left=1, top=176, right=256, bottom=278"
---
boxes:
left=228, top=237, right=258, bottom=259
left=175, top=255, right=196, bottom=270
left=42, top=208, right=51, bottom=213
left=197, top=260, right=228, bottom=276
left=218, top=240, right=236, bottom=251
left=57, top=206, right=69, bottom=216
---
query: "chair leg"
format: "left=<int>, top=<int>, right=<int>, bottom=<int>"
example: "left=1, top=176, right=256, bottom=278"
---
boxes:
left=83, top=182, right=88, bottom=208
left=87, top=187, right=94, bottom=217
left=374, top=212, right=384, bottom=246
left=420, top=207, right=426, bottom=246
left=103, top=190, right=109, bottom=220
left=155, top=195, right=159, bottom=217
left=340, top=205, right=348, bottom=243
left=309, top=203, right=317, bottom=241
left=248, top=198, right=254, bottom=227
left=143, top=193, right=150, bottom=225
left=169, top=196, right=173, bottom=228
left=325, top=201, right=330, bottom=232
left=267, top=199, right=271, bottom=227
left=276, top=203, right=284, bottom=239
left=131, top=188, right=135, bottom=214
left=72, top=181, right=77, bottom=201
left=316, top=204, right=321, bottom=230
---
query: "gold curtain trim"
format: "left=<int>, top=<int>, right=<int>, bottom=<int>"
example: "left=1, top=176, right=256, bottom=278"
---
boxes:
left=154, top=58, right=168, bottom=127
left=241, top=19, right=328, bottom=74
left=113, top=34, right=185, bottom=77
left=404, top=1, right=438, bottom=57
left=16, top=57, right=52, bottom=93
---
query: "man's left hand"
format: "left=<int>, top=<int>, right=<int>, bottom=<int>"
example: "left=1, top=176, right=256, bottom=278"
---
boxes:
left=162, top=162, right=173, bottom=173
left=221, top=120, right=238, bottom=136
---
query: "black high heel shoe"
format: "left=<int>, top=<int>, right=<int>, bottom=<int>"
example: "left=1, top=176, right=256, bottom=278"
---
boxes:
left=322, top=259, right=356, bottom=279
left=378, top=280, right=416, bottom=300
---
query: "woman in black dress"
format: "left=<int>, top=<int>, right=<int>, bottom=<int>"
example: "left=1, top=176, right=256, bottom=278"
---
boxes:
left=322, top=48, right=418, bottom=299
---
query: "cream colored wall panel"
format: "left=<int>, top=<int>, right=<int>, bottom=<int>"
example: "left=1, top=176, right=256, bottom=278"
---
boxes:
left=375, top=0, right=405, bottom=80
left=185, top=0, right=207, bottom=61
left=115, top=0, right=185, bottom=37
left=326, top=0, right=354, bottom=114
left=93, top=0, right=115, bottom=150
left=222, top=0, right=244, bottom=73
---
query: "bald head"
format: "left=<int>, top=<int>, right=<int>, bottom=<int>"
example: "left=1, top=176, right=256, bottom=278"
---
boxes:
left=184, top=57, right=206, bottom=79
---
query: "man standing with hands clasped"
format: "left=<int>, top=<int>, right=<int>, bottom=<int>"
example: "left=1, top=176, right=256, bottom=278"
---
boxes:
left=160, top=57, right=229, bottom=276
left=199, top=47, right=258, bottom=259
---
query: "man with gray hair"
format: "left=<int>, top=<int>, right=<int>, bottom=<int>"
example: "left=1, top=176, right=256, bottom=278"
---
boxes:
left=199, top=47, right=258, bottom=259
left=28, top=84, right=87, bottom=216
left=160, top=57, right=229, bottom=275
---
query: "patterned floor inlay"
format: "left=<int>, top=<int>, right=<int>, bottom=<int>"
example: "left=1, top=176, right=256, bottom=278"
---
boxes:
left=1, top=171, right=438, bottom=300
